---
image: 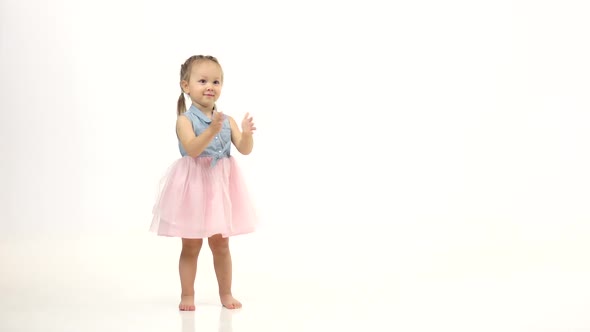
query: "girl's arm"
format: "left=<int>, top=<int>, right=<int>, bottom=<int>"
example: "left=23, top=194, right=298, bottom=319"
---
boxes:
left=176, top=115, right=217, bottom=157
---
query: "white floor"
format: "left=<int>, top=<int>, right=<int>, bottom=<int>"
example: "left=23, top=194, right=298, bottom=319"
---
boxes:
left=1, top=225, right=590, bottom=332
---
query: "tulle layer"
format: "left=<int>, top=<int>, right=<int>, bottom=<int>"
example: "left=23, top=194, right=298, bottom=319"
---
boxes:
left=150, top=156, right=257, bottom=238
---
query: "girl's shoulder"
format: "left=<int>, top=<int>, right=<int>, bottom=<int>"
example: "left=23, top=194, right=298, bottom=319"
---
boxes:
left=176, top=113, right=193, bottom=130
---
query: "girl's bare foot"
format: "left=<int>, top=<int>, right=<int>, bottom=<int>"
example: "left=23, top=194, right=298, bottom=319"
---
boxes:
left=179, top=294, right=195, bottom=311
left=220, top=294, right=242, bottom=309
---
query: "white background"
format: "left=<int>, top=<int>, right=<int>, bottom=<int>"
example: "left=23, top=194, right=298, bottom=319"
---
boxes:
left=2, top=0, right=590, bottom=330
left=2, top=0, right=590, bottom=237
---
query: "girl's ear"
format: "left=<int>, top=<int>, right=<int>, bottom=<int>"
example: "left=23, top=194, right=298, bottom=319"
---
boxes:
left=180, top=80, right=189, bottom=94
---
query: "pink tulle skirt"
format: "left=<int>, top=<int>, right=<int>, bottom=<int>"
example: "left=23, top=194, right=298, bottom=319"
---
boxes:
left=150, top=156, right=257, bottom=239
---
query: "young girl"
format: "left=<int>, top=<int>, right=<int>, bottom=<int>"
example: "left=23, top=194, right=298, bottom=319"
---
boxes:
left=150, top=55, right=258, bottom=311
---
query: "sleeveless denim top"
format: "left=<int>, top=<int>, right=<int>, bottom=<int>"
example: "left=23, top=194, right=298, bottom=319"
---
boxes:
left=179, top=105, right=232, bottom=167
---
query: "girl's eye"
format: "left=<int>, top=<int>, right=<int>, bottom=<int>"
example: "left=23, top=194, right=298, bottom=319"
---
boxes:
left=214, top=80, right=220, bottom=85
left=198, top=79, right=206, bottom=83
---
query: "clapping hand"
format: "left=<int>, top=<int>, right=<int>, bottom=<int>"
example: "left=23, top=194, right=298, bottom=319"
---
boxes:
left=241, top=113, right=256, bottom=135
left=210, top=110, right=225, bottom=134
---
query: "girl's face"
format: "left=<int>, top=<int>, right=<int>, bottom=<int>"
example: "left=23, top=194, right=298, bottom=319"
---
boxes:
left=182, top=60, right=223, bottom=111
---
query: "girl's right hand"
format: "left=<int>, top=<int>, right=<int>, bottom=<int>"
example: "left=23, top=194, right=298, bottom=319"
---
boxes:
left=209, top=111, right=224, bottom=133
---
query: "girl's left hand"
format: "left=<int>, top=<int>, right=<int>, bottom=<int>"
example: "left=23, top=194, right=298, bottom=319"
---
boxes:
left=241, top=113, right=256, bottom=134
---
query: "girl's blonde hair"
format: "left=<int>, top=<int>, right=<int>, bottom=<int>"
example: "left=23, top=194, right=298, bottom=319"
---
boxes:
left=177, top=55, right=223, bottom=115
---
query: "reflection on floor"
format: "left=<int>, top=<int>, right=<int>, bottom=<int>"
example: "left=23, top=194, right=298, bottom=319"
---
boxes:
left=1, top=230, right=589, bottom=332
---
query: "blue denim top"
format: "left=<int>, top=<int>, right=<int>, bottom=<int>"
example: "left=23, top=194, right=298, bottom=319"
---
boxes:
left=179, top=104, right=231, bottom=167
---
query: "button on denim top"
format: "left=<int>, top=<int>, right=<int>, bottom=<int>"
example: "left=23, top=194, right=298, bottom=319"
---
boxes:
left=179, top=105, right=232, bottom=167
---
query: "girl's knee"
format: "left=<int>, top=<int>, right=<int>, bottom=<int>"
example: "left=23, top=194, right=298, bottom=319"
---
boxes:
left=208, top=234, right=229, bottom=254
left=181, top=238, right=203, bottom=256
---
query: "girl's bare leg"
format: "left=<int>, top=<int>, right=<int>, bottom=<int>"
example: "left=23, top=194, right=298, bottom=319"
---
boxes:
left=179, top=238, right=203, bottom=311
left=208, top=234, right=242, bottom=309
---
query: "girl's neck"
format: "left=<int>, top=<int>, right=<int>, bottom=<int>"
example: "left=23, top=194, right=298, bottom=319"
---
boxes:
left=193, top=103, right=215, bottom=117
